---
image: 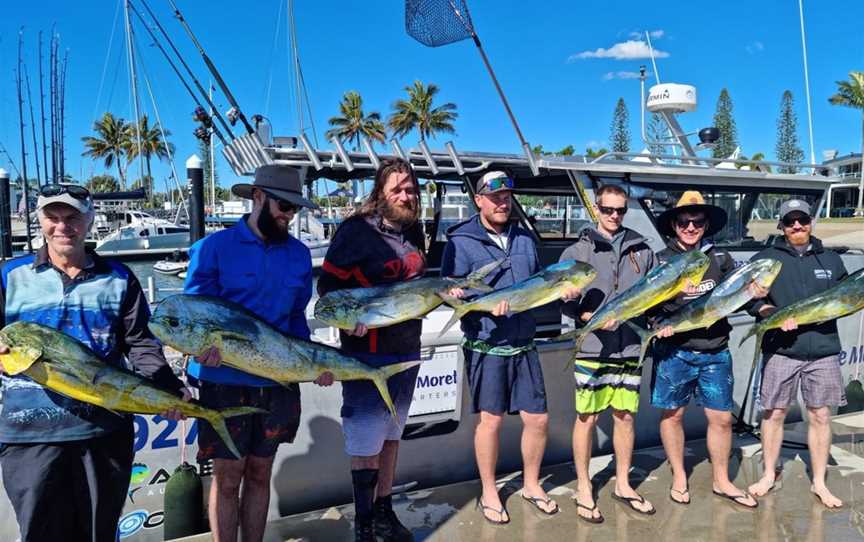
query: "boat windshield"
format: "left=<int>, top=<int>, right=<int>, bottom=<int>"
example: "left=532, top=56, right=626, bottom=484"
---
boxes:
left=515, top=194, right=590, bottom=239
left=639, top=186, right=823, bottom=248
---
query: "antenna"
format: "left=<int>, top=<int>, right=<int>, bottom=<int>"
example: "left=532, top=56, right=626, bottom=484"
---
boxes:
left=645, top=31, right=661, bottom=85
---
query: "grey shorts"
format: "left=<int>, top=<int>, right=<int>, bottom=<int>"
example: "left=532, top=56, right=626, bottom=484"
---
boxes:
left=760, top=353, right=847, bottom=410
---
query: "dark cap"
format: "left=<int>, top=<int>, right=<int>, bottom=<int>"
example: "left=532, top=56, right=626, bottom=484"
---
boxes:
left=778, top=199, right=811, bottom=220
left=231, top=165, right=318, bottom=210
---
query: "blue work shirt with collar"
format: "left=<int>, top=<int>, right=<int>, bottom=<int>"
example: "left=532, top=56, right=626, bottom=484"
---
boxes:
left=184, top=215, right=312, bottom=386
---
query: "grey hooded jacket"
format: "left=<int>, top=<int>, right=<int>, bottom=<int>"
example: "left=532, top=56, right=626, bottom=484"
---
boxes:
left=559, top=227, right=655, bottom=359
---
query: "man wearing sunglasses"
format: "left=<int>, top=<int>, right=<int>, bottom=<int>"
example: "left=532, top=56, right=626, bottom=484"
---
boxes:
left=650, top=191, right=766, bottom=509
left=183, top=165, right=329, bottom=542
left=746, top=199, right=848, bottom=508
left=559, top=184, right=657, bottom=522
left=0, top=184, right=188, bottom=542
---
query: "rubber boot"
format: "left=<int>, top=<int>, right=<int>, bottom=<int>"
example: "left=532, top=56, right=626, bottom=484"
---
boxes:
left=374, top=494, right=414, bottom=541
left=352, top=469, right=378, bottom=542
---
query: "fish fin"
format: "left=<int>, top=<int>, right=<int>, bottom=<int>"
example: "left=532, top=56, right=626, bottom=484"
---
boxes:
left=371, top=361, right=422, bottom=419
left=209, top=331, right=254, bottom=353
left=438, top=305, right=471, bottom=337
left=437, top=292, right=464, bottom=307
left=461, top=260, right=502, bottom=291
left=0, top=345, right=43, bottom=376
left=367, top=307, right=398, bottom=320
left=202, top=406, right=267, bottom=459
left=623, top=321, right=656, bottom=366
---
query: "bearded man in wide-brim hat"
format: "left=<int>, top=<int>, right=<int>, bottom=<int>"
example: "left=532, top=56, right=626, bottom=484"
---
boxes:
left=650, top=191, right=768, bottom=509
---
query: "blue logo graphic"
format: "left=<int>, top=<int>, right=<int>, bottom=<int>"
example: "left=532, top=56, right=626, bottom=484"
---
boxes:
left=118, top=510, right=148, bottom=539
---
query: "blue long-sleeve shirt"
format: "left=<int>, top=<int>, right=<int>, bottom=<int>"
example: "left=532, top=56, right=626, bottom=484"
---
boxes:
left=184, top=216, right=312, bottom=386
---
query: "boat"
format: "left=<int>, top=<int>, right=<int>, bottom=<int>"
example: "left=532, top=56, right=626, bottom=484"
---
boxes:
left=153, top=250, right=189, bottom=276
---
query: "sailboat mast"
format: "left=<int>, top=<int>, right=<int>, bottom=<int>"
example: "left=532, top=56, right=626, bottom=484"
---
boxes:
left=16, top=30, right=33, bottom=253
left=124, top=0, right=144, bottom=191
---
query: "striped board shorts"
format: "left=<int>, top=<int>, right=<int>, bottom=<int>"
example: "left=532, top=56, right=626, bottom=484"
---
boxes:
left=573, top=357, right=642, bottom=414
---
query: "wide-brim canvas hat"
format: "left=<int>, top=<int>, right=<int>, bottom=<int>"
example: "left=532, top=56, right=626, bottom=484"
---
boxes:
left=657, top=190, right=727, bottom=238
left=232, top=165, right=319, bottom=210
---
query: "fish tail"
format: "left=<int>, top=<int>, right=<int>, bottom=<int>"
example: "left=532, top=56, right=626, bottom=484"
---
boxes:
left=738, top=324, right=759, bottom=348
left=438, top=305, right=470, bottom=337
left=559, top=328, right=588, bottom=351
left=462, top=260, right=502, bottom=292
left=204, top=406, right=266, bottom=459
left=623, top=321, right=656, bottom=366
left=372, top=361, right=422, bottom=419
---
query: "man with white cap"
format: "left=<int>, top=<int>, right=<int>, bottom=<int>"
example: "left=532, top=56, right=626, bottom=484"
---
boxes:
left=0, top=184, right=188, bottom=542
left=184, top=165, right=332, bottom=542
left=747, top=198, right=848, bottom=508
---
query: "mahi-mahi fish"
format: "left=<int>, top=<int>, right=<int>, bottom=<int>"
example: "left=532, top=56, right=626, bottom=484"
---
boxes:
left=0, top=321, right=263, bottom=458
left=626, top=258, right=782, bottom=364
left=563, top=249, right=710, bottom=352
left=438, top=260, right=597, bottom=336
left=314, top=260, right=501, bottom=330
left=149, top=294, right=420, bottom=417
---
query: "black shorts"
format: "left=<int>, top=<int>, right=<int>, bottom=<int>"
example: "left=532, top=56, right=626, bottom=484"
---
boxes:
left=196, top=381, right=301, bottom=461
left=464, top=348, right=548, bottom=415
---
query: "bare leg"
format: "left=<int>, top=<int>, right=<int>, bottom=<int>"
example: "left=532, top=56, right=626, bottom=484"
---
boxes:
left=706, top=408, right=756, bottom=506
left=749, top=408, right=786, bottom=496
left=572, top=413, right=601, bottom=520
left=519, top=411, right=556, bottom=512
left=808, top=406, right=842, bottom=508
left=240, top=454, right=275, bottom=542
left=612, top=410, right=653, bottom=512
left=659, top=407, right=689, bottom=502
left=376, top=440, right=400, bottom=499
left=475, top=411, right=507, bottom=522
left=209, top=458, right=245, bottom=542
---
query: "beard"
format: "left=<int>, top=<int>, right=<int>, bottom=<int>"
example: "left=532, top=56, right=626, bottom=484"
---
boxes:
left=257, top=203, right=291, bottom=242
left=377, top=198, right=418, bottom=227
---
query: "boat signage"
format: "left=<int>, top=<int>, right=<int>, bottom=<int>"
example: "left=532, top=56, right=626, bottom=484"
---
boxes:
left=409, top=345, right=460, bottom=416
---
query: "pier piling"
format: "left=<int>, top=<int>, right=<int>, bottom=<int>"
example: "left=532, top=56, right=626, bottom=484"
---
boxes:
left=186, top=155, right=205, bottom=244
left=0, top=169, right=13, bottom=259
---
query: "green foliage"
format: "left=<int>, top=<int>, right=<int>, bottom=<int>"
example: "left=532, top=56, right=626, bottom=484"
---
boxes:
left=712, top=89, right=739, bottom=159
left=82, top=112, right=129, bottom=187
left=532, top=144, right=576, bottom=156
left=326, top=91, right=386, bottom=150
left=609, top=98, right=630, bottom=153
left=85, top=174, right=119, bottom=193
left=775, top=90, right=804, bottom=173
left=829, top=71, right=864, bottom=215
left=647, top=113, right=671, bottom=155
left=585, top=147, right=609, bottom=159
left=388, top=81, right=458, bottom=141
left=198, top=139, right=220, bottom=190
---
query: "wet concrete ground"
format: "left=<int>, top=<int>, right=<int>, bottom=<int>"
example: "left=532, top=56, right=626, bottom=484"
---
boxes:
left=178, top=413, right=864, bottom=541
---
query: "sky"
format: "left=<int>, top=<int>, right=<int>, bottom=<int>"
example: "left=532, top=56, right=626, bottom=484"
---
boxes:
left=0, top=0, right=863, bottom=191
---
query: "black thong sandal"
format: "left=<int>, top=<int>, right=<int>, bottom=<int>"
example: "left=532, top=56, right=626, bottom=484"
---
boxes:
left=670, top=485, right=690, bottom=505
left=573, top=497, right=604, bottom=524
left=712, top=490, right=759, bottom=509
left=476, top=497, right=510, bottom=525
left=612, top=492, right=656, bottom=515
left=521, top=493, right=560, bottom=515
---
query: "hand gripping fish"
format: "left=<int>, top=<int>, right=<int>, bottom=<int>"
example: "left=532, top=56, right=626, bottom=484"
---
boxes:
left=149, top=294, right=419, bottom=418
left=562, top=249, right=710, bottom=352
left=437, top=260, right=598, bottom=337
left=314, top=260, right=501, bottom=330
left=0, top=321, right=262, bottom=459
left=626, top=258, right=783, bottom=365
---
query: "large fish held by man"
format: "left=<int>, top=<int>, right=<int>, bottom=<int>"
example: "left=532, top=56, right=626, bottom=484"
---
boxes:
left=626, top=258, right=783, bottom=364
left=149, top=294, right=419, bottom=417
left=437, top=260, right=597, bottom=336
left=314, top=260, right=501, bottom=330
left=0, top=321, right=262, bottom=459
left=563, top=249, right=711, bottom=352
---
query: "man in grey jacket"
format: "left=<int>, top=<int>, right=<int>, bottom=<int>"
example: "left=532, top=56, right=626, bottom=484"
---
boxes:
left=560, top=184, right=656, bottom=522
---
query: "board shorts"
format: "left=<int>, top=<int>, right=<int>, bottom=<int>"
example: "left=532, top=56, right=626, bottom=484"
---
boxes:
left=573, top=357, right=642, bottom=414
left=760, top=353, right=846, bottom=410
left=463, top=347, right=547, bottom=416
left=195, top=380, right=301, bottom=460
left=651, top=344, right=734, bottom=412
left=341, top=363, right=421, bottom=457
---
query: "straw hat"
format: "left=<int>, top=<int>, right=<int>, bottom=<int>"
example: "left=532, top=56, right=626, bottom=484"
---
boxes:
left=657, top=190, right=727, bottom=238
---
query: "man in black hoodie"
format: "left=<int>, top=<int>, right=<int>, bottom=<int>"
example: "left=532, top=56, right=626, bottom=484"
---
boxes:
left=746, top=199, right=847, bottom=508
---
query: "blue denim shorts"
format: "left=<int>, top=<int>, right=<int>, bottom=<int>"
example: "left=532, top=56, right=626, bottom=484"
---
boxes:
left=650, top=345, right=734, bottom=411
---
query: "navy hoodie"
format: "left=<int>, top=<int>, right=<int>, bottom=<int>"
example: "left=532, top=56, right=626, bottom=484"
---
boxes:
left=440, top=215, right=540, bottom=348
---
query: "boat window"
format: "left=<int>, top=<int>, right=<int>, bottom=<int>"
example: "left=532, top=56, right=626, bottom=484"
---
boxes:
left=640, top=187, right=822, bottom=248
left=158, top=227, right=165, bottom=235
left=515, top=194, right=590, bottom=238
left=420, top=188, right=474, bottom=242
left=163, top=227, right=187, bottom=234
left=139, top=229, right=150, bottom=237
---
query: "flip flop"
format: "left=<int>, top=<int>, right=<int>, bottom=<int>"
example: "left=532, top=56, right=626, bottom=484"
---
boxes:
left=612, top=492, right=656, bottom=515
left=712, top=489, right=758, bottom=509
left=573, top=497, right=604, bottom=524
left=670, top=485, right=690, bottom=505
left=475, top=496, right=510, bottom=525
left=521, top=493, right=559, bottom=515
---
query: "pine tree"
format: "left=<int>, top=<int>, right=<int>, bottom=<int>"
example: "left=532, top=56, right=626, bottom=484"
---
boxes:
left=609, top=98, right=631, bottom=153
left=775, top=90, right=804, bottom=174
left=647, top=113, right=671, bottom=155
left=198, top=139, right=221, bottom=207
left=712, top=89, right=739, bottom=159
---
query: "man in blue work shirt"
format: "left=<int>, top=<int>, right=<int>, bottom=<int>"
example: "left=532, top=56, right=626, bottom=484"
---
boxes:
left=184, top=165, right=332, bottom=542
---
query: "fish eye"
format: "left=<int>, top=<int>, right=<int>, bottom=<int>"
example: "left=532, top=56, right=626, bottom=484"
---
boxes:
left=167, top=317, right=180, bottom=328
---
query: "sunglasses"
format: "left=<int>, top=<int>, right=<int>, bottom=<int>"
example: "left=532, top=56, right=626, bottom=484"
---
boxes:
left=268, top=196, right=299, bottom=213
left=675, top=217, right=707, bottom=229
left=482, top=177, right=515, bottom=192
left=40, top=184, right=91, bottom=201
left=598, top=205, right=627, bottom=216
left=782, top=214, right=811, bottom=227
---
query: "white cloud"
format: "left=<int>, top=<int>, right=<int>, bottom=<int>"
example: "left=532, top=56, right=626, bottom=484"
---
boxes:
left=568, top=40, right=670, bottom=62
left=603, top=71, right=648, bottom=80
left=629, top=30, right=665, bottom=40
left=745, top=41, right=765, bottom=54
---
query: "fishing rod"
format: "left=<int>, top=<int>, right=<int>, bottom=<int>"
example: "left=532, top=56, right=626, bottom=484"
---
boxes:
left=59, top=49, right=68, bottom=182
left=0, top=142, right=22, bottom=179
left=133, top=0, right=235, bottom=140
left=49, top=31, right=57, bottom=183
left=38, top=31, right=49, bottom=186
left=126, top=1, right=228, bottom=145
left=23, top=63, right=42, bottom=186
left=16, top=29, right=33, bottom=253
left=166, top=0, right=256, bottom=135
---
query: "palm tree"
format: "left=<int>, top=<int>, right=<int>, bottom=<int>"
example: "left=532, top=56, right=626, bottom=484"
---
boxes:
left=829, top=71, right=864, bottom=217
left=125, top=114, right=174, bottom=203
left=326, top=91, right=386, bottom=150
left=388, top=81, right=457, bottom=141
left=81, top=112, right=128, bottom=188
